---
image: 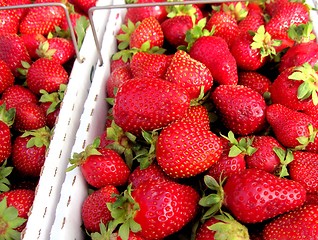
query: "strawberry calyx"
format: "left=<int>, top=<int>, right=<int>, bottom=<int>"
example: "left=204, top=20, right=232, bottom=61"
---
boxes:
left=39, top=84, right=66, bottom=115
left=199, top=175, right=226, bottom=220
left=288, top=62, right=318, bottom=105
left=67, top=138, right=102, bottom=171
left=217, top=2, right=248, bottom=22
left=288, top=22, right=316, bottom=44
left=21, top=126, right=52, bottom=149
left=0, top=160, right=13, bottom=194
left=208, top=212, right=250, bottom=239
left=220, top=131, right=257, bottom=157
left=295, top=124, right=318, bottom=150
left=250, top=25, right=281, bottom=59
left=36, top=40, right=56, bottom=60
left=116, top=20, right=141, bottom=51
left=0, top=198, right=26, bottom=240
left=106, top=184, right=141, bottom=240
left=0, top=103, right=15, bottom=128
left=166, top=4, right=198, bottom=23
left=272, top=147, right=294, bottom=178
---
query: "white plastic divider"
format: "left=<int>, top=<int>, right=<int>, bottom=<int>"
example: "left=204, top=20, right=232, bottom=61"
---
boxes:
left=21, top=1, right=113, bottom=239
left=50, top=1, right=126, bottom=239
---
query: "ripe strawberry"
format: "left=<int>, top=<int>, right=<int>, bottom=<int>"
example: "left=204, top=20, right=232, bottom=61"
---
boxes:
left=165, top=50, right=213, bottom=99
left=68, top=140, right=131, bottom=188
left=106, top=64, right=133, bottom=98
left=19, top=0, right=65, bottom=35
left=270, top=63, right=318, bottom=111
left=1, top=85, right=38, bottom=110
left=130, top=17, right=164, bottom=49
left=81, top=185, right=119, bottom=233
left=189, top=35, right=238, bottom=85
left=305, top=192, right=318, bottom=205
left=59, top=12, right=88, bottom=32
left=223, top=168, right=306, bottom=223
left=0, top=60, right=14, bottom=94
left=180, top=105, right=210, bottom=129
left=238, top=71, right=271, bottom=96
left=112, top=77, right=190, bottom=135
left=13, top=102, right=46, bottom=131
left=0, top=104, right=15, bottom=164
left=262, top=204, right=318, bottom=240
left=20, top=33, right=47, bottom=60
left=0, top=189, right=35, bottom=232
left=0, top=33, right=31, bottom=76
left=288, top=150, right=318, bottom=193
left=238, top=4, right=264, bottom=35
left=130, top=52, right=171, bottom=79
left=211, top=84, right=267, bottom=136
left=156, top=120, right=222, bottom=178
left=279, top=41, right=318, bottom=73
left=0, top=10, right=19, bottom=34
left=266, top=103, right=318, bottom=150
left=26, top=58, right=69, bottom=95
left=108, top=180, right=199, bottom=239
left=161, top=15, right=194, bottom=48
left=4, top=0, right=31, bottom=21
left=12, top=127, right=51, bottom=177
left=265, top=0, right=289, bottom=17
left=70, top=0, right=96, bottom=16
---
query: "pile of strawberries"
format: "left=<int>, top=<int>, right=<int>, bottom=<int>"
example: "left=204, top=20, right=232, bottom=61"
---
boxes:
left=0, top=0, right=98, bottom=237
left=68, top=0, right=318, bottom=239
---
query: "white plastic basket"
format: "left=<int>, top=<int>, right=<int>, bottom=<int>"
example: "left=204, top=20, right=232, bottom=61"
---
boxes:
left=20, top=1, right=113, bottom=239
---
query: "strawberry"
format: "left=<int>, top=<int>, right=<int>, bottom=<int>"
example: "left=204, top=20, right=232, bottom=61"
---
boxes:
left=279, top=41, right=318, bottom=73
left=108, top=180, right=199, bottom=239
left=12, top=127, right=51, bottom=177
left=189, top=35, right=238, bottom=85
left=106, top=64, right=133, bottom=98
left=68, top=139, right=131, bottom=188
left=265, top=0, right=289, bottom=17
left=238, top=71, right=272, bottom=96
left=3, top=0, right=31, bottom=21
left=112, top=77, right=190, bottom=135
left=82, top=185, right=119, bottom=233
left=237, top=4, right=265, bottom=35
left=130, top=52, right=171, bottom=79
left=19, top=0, right=65, bottom=35
left=1, top=85, right=38, bottom=110
left=70, top=0, right=96, bottom=16
left=262, top=204, right=318, bottom=240
left=20, top=33, right=47, bottom=60
left=0, top=104, right=15, bottom=164
left=156, top=120, right=222, bottom=178
left=0, top=33, right=31, bottom=76
left=180, top=105, right=210, bottom=129
left=288, top=150, right=318, bottom=193
left=222, top=168, right=306, bottom=223
left=26, top=58, right=69, bottom=95
left=13, top=102, right=46, bottom=131
left=0, top=10, right=19, bottom=34
left=0, top=59, right=14, bottom=94
left=211, top=84, right=267, bottom=136
left=266, top=103, right=318, bottom=150
left=305, top=192, right=318, bottom=205
left=129, top=17, right=164, bottom=49
left=164, top=50, right=213, bottom=99
left=0, top=189, right=35, bottom=232
left=270, top=63, right=318, bottom=111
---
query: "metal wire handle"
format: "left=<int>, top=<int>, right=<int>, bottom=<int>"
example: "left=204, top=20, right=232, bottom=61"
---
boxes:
left=88, top=0, right=245, bottom=66
left=0, top=2, right=83, bottom=63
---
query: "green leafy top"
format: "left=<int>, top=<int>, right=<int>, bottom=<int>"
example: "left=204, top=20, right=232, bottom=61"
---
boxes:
left=0, top=160, right=13, bottom=194
left=0, top=103, right=15, bottom=127
left=22, top=126, right=52, bottom=149
left=294, top=124, right=317, bottom=150
left=288, top=22, right=316, bottom=44
left=39, top=84, right=66, bottom=115
left=219, top=1, right=248, bottom=21
left=272, top=147, right=294, bottom=178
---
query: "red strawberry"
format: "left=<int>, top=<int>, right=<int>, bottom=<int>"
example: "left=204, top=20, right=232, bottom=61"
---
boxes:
left=0, top=59, right=14, bottom=94
left=156, top=120, right=222, bottom=178
left=3, top=0, right=31, bottom=21
left=19, top=0, right=65, bottom=35
left=223, top=168, right=306, bottom=223
left=26, top=58, right=69, bottom=95
left=180, top=105, right=210, bottom=129
left=108, top=180, right=199, bottom=239
left=211, top=84, right=267, bottom=136
left=12, top=127, right=50, bottom=177
left=265, top=0, right=289, bottom=17
left=68, top=140, right=131, bottom=188
left=0, top=189, right=35, bottom=232
left=106, top=64, right=133, bottom=98
left=262, top=204, right=318, bottom=240
left=70, top=0, right=96, bottom=16
left=189, top=35, right=238, bottom=85
left=266, top=103, right=318, bottom=150
left=13, top=102, right=46, bottom=131
left=129, top=17, right=164, bottom=49
left=20, top=33, right=47, bottom=60
left=0, top=33, right=31, bottom=76
left=0, top=10, right=19, bottom=34
left=238, top=71, right=271, bottom=96
left=1, top=85, right=38, bottom=110
left=164, top=50, right=213, bottom=99
left=288, top=150, right=318, bottom=193
left=270, top=63, right=318, bottom=111
left=112, top=77, right=190, bottom=135
left=0, top=104, right=15, bottom=164
left=81, top=185, right=119, bottom=233
left=238, top=4, right=265, bottom=35
left=107, top=232, right=143, bottom=240
left=130, top=52, right=171, bottom=79
left=305, top=192, right=318, bottom=205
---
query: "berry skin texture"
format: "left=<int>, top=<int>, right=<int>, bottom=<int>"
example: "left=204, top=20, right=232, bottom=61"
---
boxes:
left=223, top=168, right=306, bottom=223
left=0, top=60, right=14, bottom=94
left=0, top=121, right=11, bottom=164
